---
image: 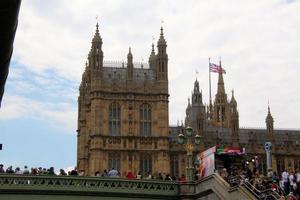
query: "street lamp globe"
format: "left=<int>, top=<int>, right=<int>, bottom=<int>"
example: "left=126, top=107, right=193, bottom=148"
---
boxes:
left=178, top=133, right=185, bottom=144
left=194, top=134, right=201, bottom=145
left=185, top=126, right=193, bottom=137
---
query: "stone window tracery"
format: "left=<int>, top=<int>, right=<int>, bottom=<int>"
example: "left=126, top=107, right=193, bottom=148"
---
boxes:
left=140, top=103, right=151, bottom=136
left=109, top=102, right=121, bottom=136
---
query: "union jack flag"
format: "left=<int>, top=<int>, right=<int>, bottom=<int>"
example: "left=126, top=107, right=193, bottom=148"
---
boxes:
left=209, top=63, right=226, bottom=74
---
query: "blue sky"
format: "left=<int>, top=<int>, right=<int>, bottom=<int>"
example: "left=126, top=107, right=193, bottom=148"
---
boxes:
left=0, top=0, right=300, bottom=171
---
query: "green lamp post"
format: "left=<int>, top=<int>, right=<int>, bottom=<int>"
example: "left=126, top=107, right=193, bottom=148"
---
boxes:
left=177, top=126, right=201, bottom=181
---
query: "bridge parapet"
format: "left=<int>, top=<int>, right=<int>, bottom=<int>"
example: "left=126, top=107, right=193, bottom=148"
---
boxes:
left=0, top=174, right=179, bottom=199
left=0, top=174, right=257, bottom=199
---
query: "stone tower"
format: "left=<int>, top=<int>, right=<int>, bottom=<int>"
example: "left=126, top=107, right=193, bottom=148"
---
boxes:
left=184, top=60, right=240, bottom=145
left=211, top=60, right=229, bottom=127
left=77, top=24, right=170, bottom=176
left=185, top=79, right=206, bottom=136
left=229, top=90, right=239, bottom=146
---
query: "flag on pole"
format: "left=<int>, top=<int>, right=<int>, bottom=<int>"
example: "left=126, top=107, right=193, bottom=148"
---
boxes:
left=209, top=63, right=226, bottom=74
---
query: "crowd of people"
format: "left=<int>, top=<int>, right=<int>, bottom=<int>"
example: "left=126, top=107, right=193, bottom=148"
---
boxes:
left=0, top=164, right=186, bottom=182
left=218, top=165, right=300, bottom=200
left=0, top=164, right=79, bottom=176
left=94, top=168, right=187, bottom=182
left=5, top=163, right=300, bottom=199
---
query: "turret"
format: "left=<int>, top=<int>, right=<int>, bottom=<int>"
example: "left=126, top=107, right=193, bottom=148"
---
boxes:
left=229, top=90, right=239, bottom=146
left=192, top=79, right=203, bottom=106
left=88, top=23, right=103, bottom=70
left=266, top=104, right=274, bottom=139
left=88, top=23, right=104, bottom=90
left=230, top=90, right=238, bottom=113
left=156, top=27, right=168, bottom=81
left=213, top=60, right=227, bottom=125
left=185, top=98, right=192, bottom=126
left=149, top=43, right=156, bottom=70
left=127, top=47, right=133, bottom=81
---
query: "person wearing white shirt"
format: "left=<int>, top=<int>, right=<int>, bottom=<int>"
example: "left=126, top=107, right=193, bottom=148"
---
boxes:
left=282, top=169, right=290, bottom=195
left=296, top=169, right=300, bottom=183
left=289, top=171, right=296, bottom=192
left=107, top=168, right=119, bottom=178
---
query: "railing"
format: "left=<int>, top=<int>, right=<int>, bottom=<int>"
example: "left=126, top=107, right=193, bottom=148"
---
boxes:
left=0, top=174, right=261, bottom=199
left=0, top=174, right=179, bottom=198
left=103, top=61, right=149, bottom=69
left=240, top=177, right=281, bottom=200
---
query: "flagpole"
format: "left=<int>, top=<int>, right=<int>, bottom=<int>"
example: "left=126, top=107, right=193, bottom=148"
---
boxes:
left=209, top=57, right=212, bottom=106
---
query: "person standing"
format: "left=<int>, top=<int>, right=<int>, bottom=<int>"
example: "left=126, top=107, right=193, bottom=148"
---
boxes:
left=108, top=168, right=119, bottom=178
left=282, top=169, right=290, bottom=195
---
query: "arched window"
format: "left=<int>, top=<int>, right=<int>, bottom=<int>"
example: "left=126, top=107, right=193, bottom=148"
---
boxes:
left=170, top=154, right=179, bottom=178
left=140, top=153, right=152, bottom=176
left=140, top=103, right=151, bottom=136
left=108, top=152, right=120, bottom=172
left=277, top=158, right=285, bottom=174
left=109, top=103, right=121, bottom=136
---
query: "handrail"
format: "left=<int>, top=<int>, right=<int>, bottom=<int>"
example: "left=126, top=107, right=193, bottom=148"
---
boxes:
left=240, top=177, right=281, bottom=200
left=0, top=174, right=179, bottom=197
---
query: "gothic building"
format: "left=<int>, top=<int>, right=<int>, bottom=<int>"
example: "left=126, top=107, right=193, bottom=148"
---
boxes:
left=78, top=23, right=300, bottom=177
left=77, top=23, right=169, bottom=176
left=175, top=64, right=300, bottom=177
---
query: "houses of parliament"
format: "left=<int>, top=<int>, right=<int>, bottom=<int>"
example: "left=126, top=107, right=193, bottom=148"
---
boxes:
left=77, top=23, right=300, bottom=178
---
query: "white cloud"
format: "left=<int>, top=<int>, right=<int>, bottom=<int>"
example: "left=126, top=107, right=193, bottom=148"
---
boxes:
left=9, top=0, right=300, bottom=129
left=0, top=95, right=76, bottom=133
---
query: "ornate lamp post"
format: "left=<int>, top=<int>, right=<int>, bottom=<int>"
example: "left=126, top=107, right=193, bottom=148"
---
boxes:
left=177, top=126, right=201, bottom=181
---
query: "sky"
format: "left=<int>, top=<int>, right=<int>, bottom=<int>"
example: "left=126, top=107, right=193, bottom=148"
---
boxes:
left=0, top=0, right=300, bottom=171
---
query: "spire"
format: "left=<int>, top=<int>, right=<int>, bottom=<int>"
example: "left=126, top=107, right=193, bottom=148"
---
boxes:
left=217, top=59, right=225, bottom=95
left=157, top=26, right=167, bottom=47
left=149, top=43, right=155, bottom=59
left=266, top=103, right=274, bottom=137
left=192, top=78, right=203, bottom=105
left=92, top=22, right=102, bottom=43
left=151, top=43, right=155, bottom=55
left=185, top=98, right=192, bottom=126
left=230, top=89, right=237, bottom=107
left=149, top=42, right=156, bottom=70
left=88, top=22, right=103, bottom=70
left=156, top=26, right=168, bottom=81
left=266, top=103, right=273, bottom=123
left=127, top=47, right=132, bottom=59
left=194, top=79, right=199, bottom=93
left=127, top=47, right=133, bottom=81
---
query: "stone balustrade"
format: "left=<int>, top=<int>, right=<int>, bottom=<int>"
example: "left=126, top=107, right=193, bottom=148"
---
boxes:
left=0, top=173, right=257, bottom=200
left=0, top=174, right=178, bottom=199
